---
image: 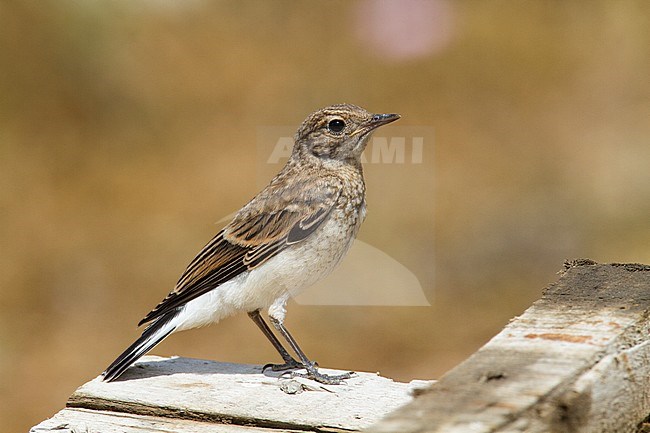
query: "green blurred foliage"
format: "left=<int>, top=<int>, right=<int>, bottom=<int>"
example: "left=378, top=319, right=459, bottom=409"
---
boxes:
left=1, top=1, right=649, bottom=430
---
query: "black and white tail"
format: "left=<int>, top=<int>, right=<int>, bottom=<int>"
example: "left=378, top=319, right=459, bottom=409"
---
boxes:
left=102, top=311, right=179, bottom=382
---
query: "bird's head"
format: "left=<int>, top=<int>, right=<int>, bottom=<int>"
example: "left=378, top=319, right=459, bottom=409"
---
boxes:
left=293, top=103, right=400, bottom=166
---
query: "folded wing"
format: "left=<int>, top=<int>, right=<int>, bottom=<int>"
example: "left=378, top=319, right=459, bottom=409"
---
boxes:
left=138, top=179, right=341, bottom=326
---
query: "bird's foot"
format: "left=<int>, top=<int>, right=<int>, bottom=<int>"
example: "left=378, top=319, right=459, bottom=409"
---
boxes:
left=290, top=361, right=354, bottom=385
left=263, top=357, right=305, bottom=372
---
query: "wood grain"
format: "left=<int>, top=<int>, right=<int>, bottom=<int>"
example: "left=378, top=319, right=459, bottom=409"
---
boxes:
left=30, top=357, right=426, bottom=432
left=370, top=260, right=650, bottom=433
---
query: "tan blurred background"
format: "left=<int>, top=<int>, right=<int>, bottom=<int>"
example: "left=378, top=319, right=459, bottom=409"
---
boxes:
left=2, top=0, right=650, bottom=430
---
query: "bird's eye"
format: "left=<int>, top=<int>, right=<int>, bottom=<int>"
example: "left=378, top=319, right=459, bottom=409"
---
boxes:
left=327, top=119, right=346, bottom=133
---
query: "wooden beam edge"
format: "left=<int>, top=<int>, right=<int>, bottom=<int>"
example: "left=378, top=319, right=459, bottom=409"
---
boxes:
left=368, top=260, right=650, bottom=433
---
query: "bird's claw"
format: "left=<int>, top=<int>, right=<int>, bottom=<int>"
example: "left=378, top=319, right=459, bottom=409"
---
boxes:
left=262, top=358, right=305, bottom=372
left=262, top=357, right=351, bottom=385
left=291, top=369, right=355, bottom=385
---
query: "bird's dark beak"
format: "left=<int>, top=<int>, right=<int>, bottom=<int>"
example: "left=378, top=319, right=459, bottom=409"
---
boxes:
left=369, top=113, right=401, bottom=129
left=352, top=113, right=400, bottom=137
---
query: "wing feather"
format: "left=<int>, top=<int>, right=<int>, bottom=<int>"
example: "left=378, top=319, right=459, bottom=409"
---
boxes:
left=138, top=179, right=341, bottom=326
left=138, top=231, right=247, bottom=325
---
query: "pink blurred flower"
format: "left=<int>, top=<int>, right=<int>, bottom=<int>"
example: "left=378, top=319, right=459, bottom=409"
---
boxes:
left=353, top=0, right=455, bottom=61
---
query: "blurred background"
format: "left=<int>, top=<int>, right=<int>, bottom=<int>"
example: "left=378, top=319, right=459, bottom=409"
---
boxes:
left=2, top=0, right=649, bottom=430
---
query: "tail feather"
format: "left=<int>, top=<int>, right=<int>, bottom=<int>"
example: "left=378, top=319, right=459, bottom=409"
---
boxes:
left=102, top=312, right=178, bottom=382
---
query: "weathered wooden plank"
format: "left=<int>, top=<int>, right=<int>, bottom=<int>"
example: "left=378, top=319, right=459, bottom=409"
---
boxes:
left=29, top=408, right=298, bottom=433
left=30, top=407, right=300, bottom=433
left=369, top=260, right=650, bottom=433
left=59, top=356, right=426, bottom=432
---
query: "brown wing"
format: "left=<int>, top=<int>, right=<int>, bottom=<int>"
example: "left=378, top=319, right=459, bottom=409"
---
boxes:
left=227, top=201, right=336, bottom=268
left=138, top=181, right=340, bottom=326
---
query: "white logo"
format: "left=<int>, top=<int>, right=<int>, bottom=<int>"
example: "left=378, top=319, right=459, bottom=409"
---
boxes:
left=266, top=136, right=425, bottom=164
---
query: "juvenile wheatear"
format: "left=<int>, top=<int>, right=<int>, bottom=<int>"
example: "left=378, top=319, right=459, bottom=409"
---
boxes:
left=102, top=104, right=400, bottom=384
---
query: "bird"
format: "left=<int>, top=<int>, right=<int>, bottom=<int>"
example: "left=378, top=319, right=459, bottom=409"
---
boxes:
left=102, top=103, right=400, bottom=384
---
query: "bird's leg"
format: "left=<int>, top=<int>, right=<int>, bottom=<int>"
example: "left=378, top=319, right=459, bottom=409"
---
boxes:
left=247, top=310, right=304, bottom=372
left=268, top=316, right=353, bottom=385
